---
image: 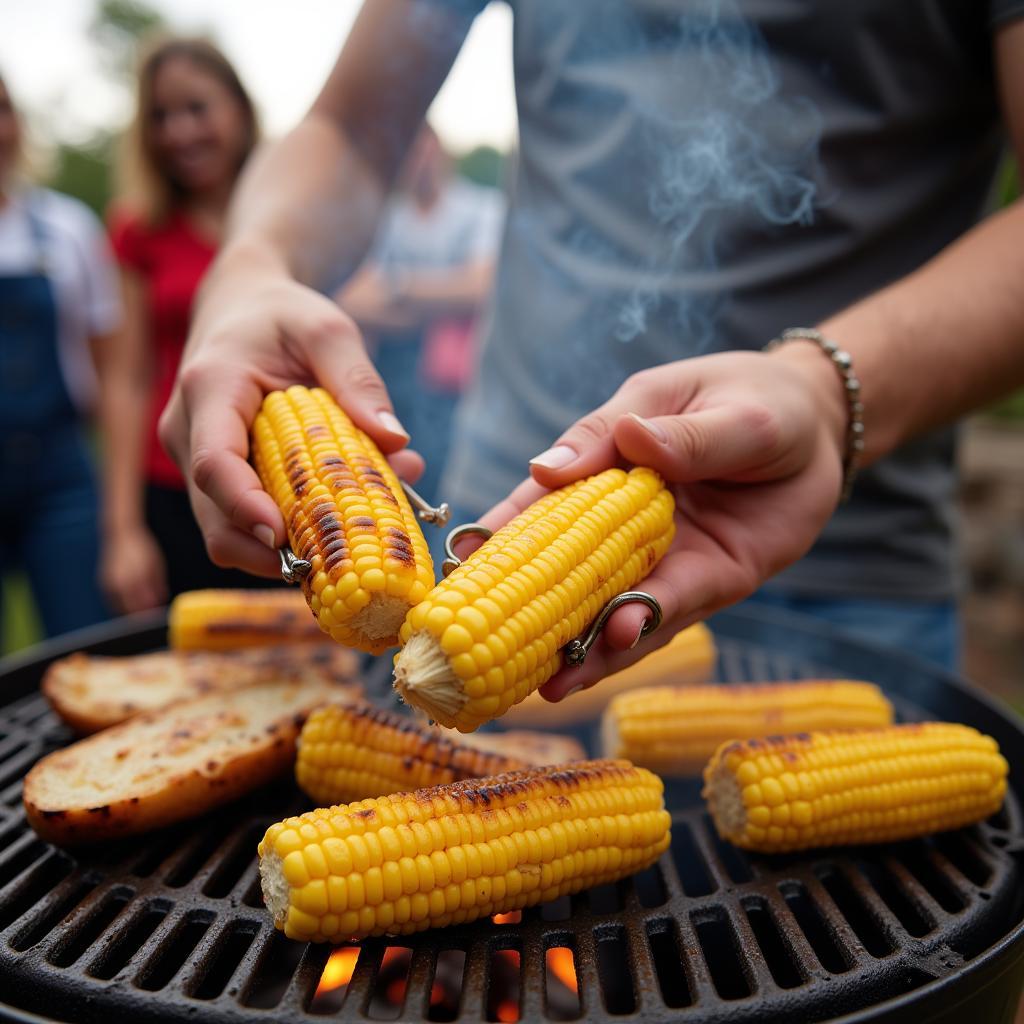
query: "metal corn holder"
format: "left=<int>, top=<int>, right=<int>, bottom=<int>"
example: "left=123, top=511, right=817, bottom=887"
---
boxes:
left=441, top=523, right=663, bottom=667
left=277, top=481, right=450, bottom=584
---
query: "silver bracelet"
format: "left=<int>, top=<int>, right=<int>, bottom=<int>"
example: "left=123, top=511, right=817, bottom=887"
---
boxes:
left=765, top=327, right=864, bottom=503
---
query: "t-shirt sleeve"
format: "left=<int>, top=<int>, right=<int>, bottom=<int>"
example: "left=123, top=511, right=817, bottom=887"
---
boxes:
left=991, top=0, right=1024, bottom=28
left=69, top=202, right=122, bottom=336
left=108, top=207, right=148, bottom=274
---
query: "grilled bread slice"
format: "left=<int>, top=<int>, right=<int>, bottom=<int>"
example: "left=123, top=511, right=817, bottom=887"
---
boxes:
left=24, top=678, right=344, bottom=846
left=462, top=729, right=587, bottom=766
left=42, top=644, right=361, bottom=735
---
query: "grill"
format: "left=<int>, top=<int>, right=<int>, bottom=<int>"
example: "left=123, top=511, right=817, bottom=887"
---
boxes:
left=0, top=606, right=1023, bottom=1024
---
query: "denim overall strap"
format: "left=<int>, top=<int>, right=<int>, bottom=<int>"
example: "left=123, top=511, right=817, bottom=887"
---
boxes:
left=0, top=191, right=109, bottom=635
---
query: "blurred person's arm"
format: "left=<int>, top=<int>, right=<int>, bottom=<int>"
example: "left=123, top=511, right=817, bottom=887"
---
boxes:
left=93, top=268, right=168, bottom=613
left=336, top=259, right=495, bottom=332
left=513, top=20, right=1024, bottom=699
left=159, top=0, right=475, bottom=575
left=386, top=258, right=496, bottom=317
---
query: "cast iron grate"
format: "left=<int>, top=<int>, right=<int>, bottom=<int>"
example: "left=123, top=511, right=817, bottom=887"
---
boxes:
left=0, top=613, right=1021, bottom=1023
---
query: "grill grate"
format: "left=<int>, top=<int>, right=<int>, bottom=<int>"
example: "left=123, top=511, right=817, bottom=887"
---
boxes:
left=0, top=614, right=1022, bottom=1023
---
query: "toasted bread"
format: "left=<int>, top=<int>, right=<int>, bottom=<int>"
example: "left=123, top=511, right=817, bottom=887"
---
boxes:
left=42, top=644, right=361, bottom=735
left=24, top=678, right=345, bottom=845
left=461, top=729, right=587, bottom=766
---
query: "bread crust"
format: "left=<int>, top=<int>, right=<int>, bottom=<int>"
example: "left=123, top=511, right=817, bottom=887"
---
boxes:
left=41, top=644, right=360, bottom=735
left=24, top=678, right=348, bottom=845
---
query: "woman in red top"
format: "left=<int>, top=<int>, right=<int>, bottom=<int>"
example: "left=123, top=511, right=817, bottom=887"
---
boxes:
left=103, top=38, right=261, bottom=610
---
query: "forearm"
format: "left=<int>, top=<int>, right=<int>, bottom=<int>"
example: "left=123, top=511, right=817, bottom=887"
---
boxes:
left=221, top=114, right=387, bottom=291
left=395, top=260, right=495, bottom=318
left=98, top=369, right=151, bottom=535
left=799, top=199, right=1024, bottom=464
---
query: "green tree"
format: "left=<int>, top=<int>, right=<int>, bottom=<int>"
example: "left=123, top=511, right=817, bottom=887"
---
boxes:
left=457, top=145, right=506, bottom=189
left=89, top=0, right=166, bottom=82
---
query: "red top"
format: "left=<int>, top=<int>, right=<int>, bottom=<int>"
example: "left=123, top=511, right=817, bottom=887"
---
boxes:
left=109, top=209, right=216, bottom=489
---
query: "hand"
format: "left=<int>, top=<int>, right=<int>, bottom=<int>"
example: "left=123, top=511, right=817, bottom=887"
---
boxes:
left=478, top=346, right=848, bottom=701
left=336, top=266, right=418, bottom=333
left=99, top=525, right=168, bottom=614
left=159, top=244, right=420, bottom=577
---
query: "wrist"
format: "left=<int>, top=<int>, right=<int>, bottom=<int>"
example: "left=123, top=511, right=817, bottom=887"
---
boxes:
left=767, top=335, right=860, bottom=503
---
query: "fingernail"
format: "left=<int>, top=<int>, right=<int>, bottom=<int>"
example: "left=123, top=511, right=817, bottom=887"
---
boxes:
left=630, top=619, right=648, bottom=649
left=560, top=683, right=585, bottom=701
left=529, top=444, right=577, bottom=470
left=378, top=410, right=409, bottom=440
left=627, top=412, right=668, bottom=443
left=253, top=524, right=276, bottom=550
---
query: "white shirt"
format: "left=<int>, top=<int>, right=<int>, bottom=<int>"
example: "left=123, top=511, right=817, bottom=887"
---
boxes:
left=371, top=177, right=505, bottom=273
left=0, top=187, right=122, bottom=412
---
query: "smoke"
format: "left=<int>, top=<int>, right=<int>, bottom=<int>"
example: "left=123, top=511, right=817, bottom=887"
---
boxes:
left=612, top=0, right=824, bottom=345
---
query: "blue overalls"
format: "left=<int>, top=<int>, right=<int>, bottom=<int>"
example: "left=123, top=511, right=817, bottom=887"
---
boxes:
left=0, top=194, right=109, bottom=637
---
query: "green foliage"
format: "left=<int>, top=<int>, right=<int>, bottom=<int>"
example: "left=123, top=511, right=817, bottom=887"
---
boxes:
left=997, top=155, right=1020, bottom=208
left=48, top=138, right=114, bottom=218
left=89, top=0, right=166, bottom=81
left=456, top=145, right=505, bottom=189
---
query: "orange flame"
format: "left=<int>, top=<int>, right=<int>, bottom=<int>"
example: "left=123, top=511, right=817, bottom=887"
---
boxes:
left=496, top=1000, right=519, bottom=1022
left=492, top=911, right=522, bottom=924
left=315, top=947, right=359, bottom=996
left=546, top=947, right=578, bottom=994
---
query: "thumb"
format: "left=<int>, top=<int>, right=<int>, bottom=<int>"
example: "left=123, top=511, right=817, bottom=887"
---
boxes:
left=613, top=404, right=783, bottom=483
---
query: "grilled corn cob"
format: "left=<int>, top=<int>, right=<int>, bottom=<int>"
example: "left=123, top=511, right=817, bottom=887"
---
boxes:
left=703, top=723, right=1008, bottom=853
left=168, top=588, right=327, bottom=649
left=504, top=622, right=715, bottom=727
left=603, top=680, right=893, bottom=775
left=252, top=387, right=434, bottom=654
left=296, top=702, right=527, bottom=805
left=394, top=468, right=675, bottom=732
left=259, top=759, right=671, bottom=942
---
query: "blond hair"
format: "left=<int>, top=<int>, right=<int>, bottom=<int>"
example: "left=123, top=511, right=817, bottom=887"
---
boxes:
left=116, top=36, right=258, bottom=225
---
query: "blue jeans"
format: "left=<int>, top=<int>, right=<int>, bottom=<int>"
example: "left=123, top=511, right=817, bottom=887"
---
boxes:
left=0, top=425, right=109, bottom=637
left=739, top=589, right=960, bottom=672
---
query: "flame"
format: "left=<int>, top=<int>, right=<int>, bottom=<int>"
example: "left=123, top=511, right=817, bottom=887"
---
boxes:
left=546, top=947, right=578, bottom=994
left=381, top=947, right=411, bottom=1007
left=316, top=947, right=359, bottom=995
left=492, top=911, right=522, bottom=925
left=496, top=1001, right=519, bottom=1022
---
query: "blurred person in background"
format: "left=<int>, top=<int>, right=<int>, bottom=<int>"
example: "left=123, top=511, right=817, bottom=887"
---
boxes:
left=102, top=37, right=263, bottom=611
left=0, top=71, right=119, bottom=638
left=336, top=124, right=504, bottom=506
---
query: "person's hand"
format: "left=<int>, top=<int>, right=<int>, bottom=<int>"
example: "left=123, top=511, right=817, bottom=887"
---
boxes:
left=476, top=346, right=849, bottom=701
left=336, top=266, right=418, bottom=333
left=99, top=525, right=168, bottom=614
left=159, top=245, right=420, bottom=577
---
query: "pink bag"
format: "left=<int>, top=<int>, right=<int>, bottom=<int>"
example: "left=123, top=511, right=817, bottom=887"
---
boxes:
left=420, top=317, right=477, bottom=393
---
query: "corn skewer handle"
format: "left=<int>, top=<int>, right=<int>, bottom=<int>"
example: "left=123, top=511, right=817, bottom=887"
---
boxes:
left=563, top=591, right=663, bottom=667
left=441, top=522, right=495, bottom=577
left=279, top=547, right=312, bottom=584
left=401, top=481, right=451, bottom=527
left=441, top=523, right=663, bottom=666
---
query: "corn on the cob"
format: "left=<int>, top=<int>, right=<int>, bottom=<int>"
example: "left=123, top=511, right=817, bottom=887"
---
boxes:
left=259, top=759, right=670, bottom=942
left=604, top=680, right=893, bottom=775
left=703, top=723, right=1008, bottom=853
left=296, top=702, right=528, bottom=806
left=252, top=387, right=434, bottom=654
left=168, top=588, right=328, bottom=649
left=504, top=622, right=715, bottom=727
left=393, top=468, right=675, bottom=732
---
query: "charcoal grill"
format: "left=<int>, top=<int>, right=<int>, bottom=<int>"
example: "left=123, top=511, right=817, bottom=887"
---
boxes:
left=0, top=606, right=1022, bottom=1024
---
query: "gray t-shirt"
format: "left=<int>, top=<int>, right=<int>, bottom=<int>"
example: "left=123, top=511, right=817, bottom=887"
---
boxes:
left=440, top=0, right=1024, bottom=599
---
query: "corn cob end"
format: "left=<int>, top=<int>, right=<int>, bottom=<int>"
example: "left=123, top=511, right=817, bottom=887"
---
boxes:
left=393, top=631, right=467, bottom=727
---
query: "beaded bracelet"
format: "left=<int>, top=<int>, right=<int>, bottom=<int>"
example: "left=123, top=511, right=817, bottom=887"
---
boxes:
left=765, top=327, right=864, bottom=503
